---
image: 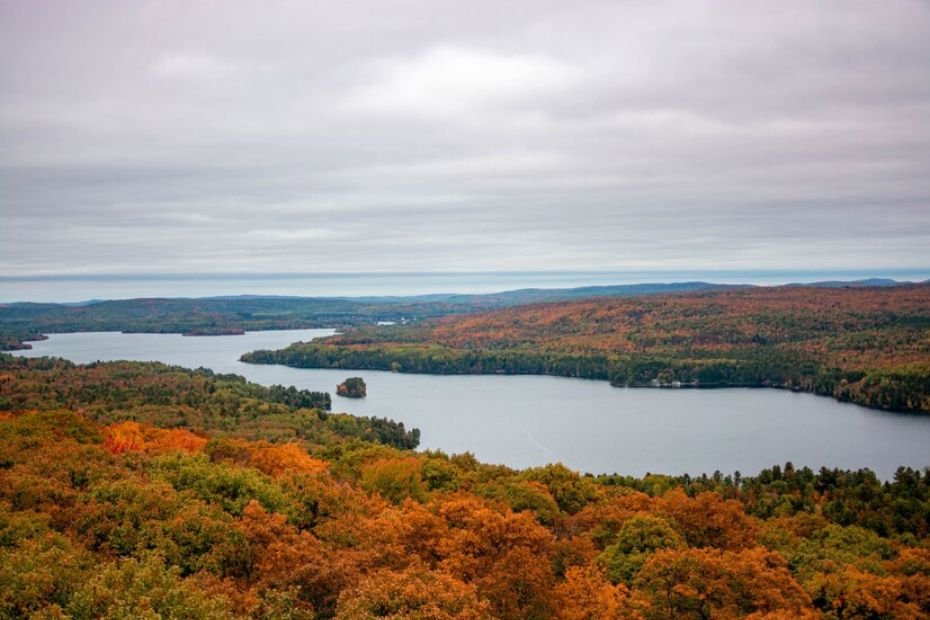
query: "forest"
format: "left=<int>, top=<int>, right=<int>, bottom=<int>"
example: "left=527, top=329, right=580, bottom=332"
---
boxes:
left=242, top=285, right=930, bottom=413
left=1, top=353, right=929, bottom=618
left=0, top=280, right=867, bottom=352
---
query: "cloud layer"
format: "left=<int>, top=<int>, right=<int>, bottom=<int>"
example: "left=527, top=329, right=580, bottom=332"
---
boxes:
left=1, top=0, right=928, bottom=275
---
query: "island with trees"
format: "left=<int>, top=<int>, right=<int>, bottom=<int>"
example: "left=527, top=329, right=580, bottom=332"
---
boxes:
left=337, top=377, right=367, bottom=398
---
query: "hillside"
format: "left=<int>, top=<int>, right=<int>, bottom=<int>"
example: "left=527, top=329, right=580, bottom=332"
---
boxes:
left=1, top=355, right=929, bottom=618
left=242, top=285, right=930, bottom=412
left=1, top=279, right=908, bottom=351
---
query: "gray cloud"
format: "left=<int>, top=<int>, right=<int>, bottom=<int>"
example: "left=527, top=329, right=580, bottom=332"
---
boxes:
left=1, top=0, right=928, bottom=275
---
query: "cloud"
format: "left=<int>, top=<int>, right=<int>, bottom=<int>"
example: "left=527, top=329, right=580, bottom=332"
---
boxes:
left=150, top=52, right=237, bottom=81
left=348, top=46, right=577, bottom=117
left=0, top=0, right=928, bottom=279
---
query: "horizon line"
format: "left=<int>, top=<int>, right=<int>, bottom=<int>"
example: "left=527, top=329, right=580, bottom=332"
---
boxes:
left=3, top=267, right=930, bottom=282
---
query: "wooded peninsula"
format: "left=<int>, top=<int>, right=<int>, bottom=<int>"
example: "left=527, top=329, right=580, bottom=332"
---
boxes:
left=242, top=285, right=930, bottom=413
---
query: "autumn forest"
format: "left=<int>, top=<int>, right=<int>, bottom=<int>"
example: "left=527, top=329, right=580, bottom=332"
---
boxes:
left=4, top=0, right=929, bottom=615
left=244, top=285, right=930, bottom=413
left=1, top=282, right=930, bottom=618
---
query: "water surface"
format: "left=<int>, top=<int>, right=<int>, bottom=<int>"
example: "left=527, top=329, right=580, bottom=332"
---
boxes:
left=14, top=330, right=930, bottom=479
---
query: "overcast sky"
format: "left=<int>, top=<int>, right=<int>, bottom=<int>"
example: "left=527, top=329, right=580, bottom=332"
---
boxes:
left=1, top=0, right=928, bottom=276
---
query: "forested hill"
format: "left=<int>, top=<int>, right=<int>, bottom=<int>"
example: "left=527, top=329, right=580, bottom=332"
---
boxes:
left=242, top=284, right=930, bottom=413
left=0, top=279, right=913, bottom=351
left=2, top=351, right=930, bottom=617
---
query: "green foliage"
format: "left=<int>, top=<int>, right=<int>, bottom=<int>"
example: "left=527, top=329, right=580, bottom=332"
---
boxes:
left=360, top=457, right=427, bottom=504
left=67, top=553, right=235, bottom=619
left=790, top=524, right=897, bottom=580
left=318, top=413, right=419, bottom=450
left=599, top=514, right=685, bottom=584
left=521, top=463, right=600, bottom=514
left=475, top=479, right=560, bottom=525
left=599, top=464, right=930, bottom=539
left=0, top=534, right=90, bottom=617
left=147, top=453, right=291, bottom=516
left=420, top=455, right=461, bottom=493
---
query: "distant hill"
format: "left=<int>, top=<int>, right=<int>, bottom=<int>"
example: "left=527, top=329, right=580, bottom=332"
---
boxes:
left=344, top=280, right=751, bottom=305
left=0, top=278, right=917, bottom=350
left=784, top=278, right=904, bottom=288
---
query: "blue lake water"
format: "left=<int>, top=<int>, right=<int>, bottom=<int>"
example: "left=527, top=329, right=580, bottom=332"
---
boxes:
left=13, top=329, right=930, bottom=479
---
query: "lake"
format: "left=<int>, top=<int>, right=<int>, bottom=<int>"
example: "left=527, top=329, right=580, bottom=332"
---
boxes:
left=13, top=329, right=930, bottom=479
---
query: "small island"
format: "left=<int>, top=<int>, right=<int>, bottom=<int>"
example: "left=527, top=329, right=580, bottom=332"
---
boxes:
left=336, top=376, right=367, bottom=398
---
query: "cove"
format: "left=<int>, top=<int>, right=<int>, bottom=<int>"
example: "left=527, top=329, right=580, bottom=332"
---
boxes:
left=13, top=329, right=930, bottom=479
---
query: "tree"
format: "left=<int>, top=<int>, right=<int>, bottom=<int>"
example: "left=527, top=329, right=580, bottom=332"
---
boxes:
left=554, top=565, right=643, bottom=620
left=336, top=377, right=367, bottom=398
left=334, top=566, right=490, bottom=620
left=599, top=513, right=685, bottom=584
left=361, top=457, right=427, bottom=505
left=634, top=547, right=811, bottom=619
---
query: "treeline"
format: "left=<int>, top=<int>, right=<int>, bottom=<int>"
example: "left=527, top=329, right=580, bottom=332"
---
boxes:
left=0, top=354, right=419, bottom=450
left=242, top=343, right=615, bottom=380
left=243, top=285, right=930, bottom=412
left=244, top=342, right=930, bottom=413
left=599, top=463, right=930, bottom=539
left=0, top=296, right=460, bottom=351
left=243, top=342, right=823, bottom=387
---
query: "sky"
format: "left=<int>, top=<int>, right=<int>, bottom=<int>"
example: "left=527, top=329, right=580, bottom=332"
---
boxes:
left=1, top=0, right=929, bottom=277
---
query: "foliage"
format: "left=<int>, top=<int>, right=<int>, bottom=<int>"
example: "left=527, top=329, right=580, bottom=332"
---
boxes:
left=0, top=282, right=751, bottom=350
left=1, top=356, right=929, bottom=618
left=599, top=513, right=685, bottom=584
left=336, top=377, right=367, bottom=398
left=0, top=354, right=421, bottom=450
left=245, top=285, right=930, bottom=412
left=334, top=567, right=491, bottom=619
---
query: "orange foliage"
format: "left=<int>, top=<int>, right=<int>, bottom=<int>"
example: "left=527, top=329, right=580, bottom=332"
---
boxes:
left=204, top=437, right=329, bottom=477
left=103, top=421, right=206, bottom=455
left=744, top=611, right=822, bottom=620
left=429, top=495, right=557, bottom=619
left=4, top=393, right=929, bottom=619
left=888, top=548, right=930, bottom=613
left=102, top=421, right=145, bottom=454
left=553, top=565, right=643, bottom=620
left=635, top=547, right=811, bottom=619
left=565, top=491, right=654, bottom=547
left=807, top=566, right=922, bottom=619
left=658, top=489, right=759, bottom=549
left=241, top=500, right=354, bottom=616
left=249, top=442, right=328, bottom=477
left=334, top=566, right=491, bottom=619
left=407, top=285, right=930, bottom=364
